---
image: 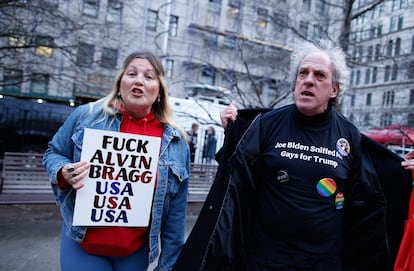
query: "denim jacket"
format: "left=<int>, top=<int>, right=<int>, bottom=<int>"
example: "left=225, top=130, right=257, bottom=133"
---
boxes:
left=42, top=101, right=190, bottom=270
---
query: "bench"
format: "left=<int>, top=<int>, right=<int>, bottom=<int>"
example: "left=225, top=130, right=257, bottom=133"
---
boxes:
left=0, top=152, right=217, bottom=205
left=187, top=163, right=217, bottom=202
left=0, top=152, right=54, bottom=203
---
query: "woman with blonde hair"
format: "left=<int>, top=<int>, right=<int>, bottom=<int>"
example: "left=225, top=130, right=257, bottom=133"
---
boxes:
left=43, top=51, right=190, bottom=271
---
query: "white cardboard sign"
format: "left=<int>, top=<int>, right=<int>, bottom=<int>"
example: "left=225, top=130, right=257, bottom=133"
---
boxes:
left=73, top=128, right=161, bottom=227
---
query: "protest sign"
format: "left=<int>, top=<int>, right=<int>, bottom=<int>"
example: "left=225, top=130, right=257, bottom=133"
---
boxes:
left=73, top=128, right=161, bottom=227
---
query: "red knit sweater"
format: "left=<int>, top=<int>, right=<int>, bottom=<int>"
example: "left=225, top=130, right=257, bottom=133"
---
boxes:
left=80, top=110, right=163, bottom=256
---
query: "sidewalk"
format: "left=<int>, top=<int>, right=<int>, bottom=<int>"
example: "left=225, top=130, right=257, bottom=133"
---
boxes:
left=0, top=204, right=198, bottom=271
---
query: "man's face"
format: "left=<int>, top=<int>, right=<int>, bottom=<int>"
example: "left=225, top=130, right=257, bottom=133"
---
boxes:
left=293, top=52, right=338, bottom=116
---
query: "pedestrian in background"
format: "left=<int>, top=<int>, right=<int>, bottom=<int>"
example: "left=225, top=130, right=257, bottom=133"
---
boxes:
left=187, top=123, right=199, bottom=163
left=202, top=126, right=217, bottom=164
left=43, top=51, right=190, bottom=271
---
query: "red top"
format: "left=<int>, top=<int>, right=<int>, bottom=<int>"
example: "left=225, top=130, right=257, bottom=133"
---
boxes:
left=79, top=109, right=163, bottom=256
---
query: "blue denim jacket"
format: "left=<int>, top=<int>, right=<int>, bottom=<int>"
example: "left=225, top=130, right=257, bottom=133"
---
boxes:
left=42, top=101, right=190, bottom=270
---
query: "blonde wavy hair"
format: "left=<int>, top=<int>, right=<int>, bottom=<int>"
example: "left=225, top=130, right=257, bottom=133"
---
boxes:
left=92, top=51, right=186, bottom=138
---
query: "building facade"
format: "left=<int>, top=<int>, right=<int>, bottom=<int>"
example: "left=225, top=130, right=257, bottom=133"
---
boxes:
left=0, top=0, right=341, bottom=109
left=6, top=0, right=408, bottom=133
left=342, top=0, right=414, bottom=131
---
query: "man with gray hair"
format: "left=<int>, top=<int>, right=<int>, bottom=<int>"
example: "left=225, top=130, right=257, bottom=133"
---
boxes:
left=227, top=39, right=361, bottom=270
left=175, top=39, right=411, bottom=271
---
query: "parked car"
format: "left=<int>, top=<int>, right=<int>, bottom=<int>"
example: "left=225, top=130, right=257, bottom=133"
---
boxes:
left=0, top=97, right=74, bottom=157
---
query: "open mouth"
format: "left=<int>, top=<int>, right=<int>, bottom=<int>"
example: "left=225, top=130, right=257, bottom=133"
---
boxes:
left=301, top=90, right=314, bottom=97
left=132, top=88, right=143, bottom=95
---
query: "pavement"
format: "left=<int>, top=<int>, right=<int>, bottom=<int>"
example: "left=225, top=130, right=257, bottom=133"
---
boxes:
left=0, top=204, right=198, bottom=271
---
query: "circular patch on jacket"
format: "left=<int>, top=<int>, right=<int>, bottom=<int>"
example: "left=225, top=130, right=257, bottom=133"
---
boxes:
left=316, top=178, right=337, bottom=197
left=276, top=170, right=289, bottom=183
left=336, top=138, right=350, bottom=158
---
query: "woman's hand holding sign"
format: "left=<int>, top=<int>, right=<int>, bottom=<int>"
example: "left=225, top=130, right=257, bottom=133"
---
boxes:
left=62, top=161, right=90, bottom=189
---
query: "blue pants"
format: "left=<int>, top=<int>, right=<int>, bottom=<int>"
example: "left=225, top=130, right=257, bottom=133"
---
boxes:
left=60, top=225, right=149, bottom=271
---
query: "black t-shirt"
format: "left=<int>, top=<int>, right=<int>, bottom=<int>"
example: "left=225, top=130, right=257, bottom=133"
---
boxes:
left=249, top=104, right=361, bottom=266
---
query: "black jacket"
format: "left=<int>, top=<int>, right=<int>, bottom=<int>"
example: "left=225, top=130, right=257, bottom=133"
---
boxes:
left=174, top=109, right=412, bottom=271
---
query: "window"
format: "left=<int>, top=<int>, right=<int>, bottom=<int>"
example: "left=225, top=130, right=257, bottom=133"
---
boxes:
left=350, top=70, right=354, bottom=86
left=392, top=0, right=399, bottom=11
left=387, top=40, right=393, bottom=57
left=390, top=16, right=398, bottom=32
left=372, top=67, right=377, bottom=83
left=372, top=5, right=377, bottom=19
left=228, top=0, right=240, bottom=8
left=364, top=113, right=371, bottom=126
left=30, top=74, right=49, bottom=94
left=409, top=61, right=414, bottom=79
left=201, top=66, right=215, bottom=85
left=77, top=42, right=95, bottom=67
left=35, top=35, right=54, bottom=57
left=146, top=9, right=158, bottom=32
left=367, top=45, right=373, bottom=61
left=252, top=79, right=264, bottom=95
left=384, top=65, right=391, bottom=82
left=302, top=0, right=311, bottom=11
left=395, top=38, right=401, bottom=56
left=380, top=113, right=392, bottom=127
left=299, top=21, right=309, bottom=37
left=106, top=0, right=122, bottom=22
left=365, top=69, right=371, bottom=84
left=272, top=12, right=287, bottom=32
left=375, top=44, right=380, bottom=60
left=366, top=93, right=372, bottom=106
left=3, top=69, right=23, bottom=93
left=356, top=70, right=361, bottom=85
left=370, top=25, right=376, bottom=38
left=313, top=25, right=323, bottom=39
left=408, top=113, right=414, bottom=127
left=165, top=59, right=174, bottom=78
left=269, top=79, right=279, bottom=90
left=358, top=45, right=363, bottom=62
left=169, top=15, right=178, bottom=37
left=412, top=35, right=414, bottom=54
left=378, top=3, right=385, bottom=16
left=208, top=0, right=222, bottom=13
left=351, top=94, right=355, bottom=106
left=222, top=70, right=236, bottom=90
left=383, top=90, right=395, bottom=106
left=377, top=22, right=383, bottom=36
left=398, top=15, right=404, bottom=30
left=391, top=64, right=398, bottom=80
left=100, top=47, right=118, bottom=69
left=410, top=89, right=414, bottom=105
left=83, top=0, right=99, bottom=17
left=222, top=35, right=236, bottom=48
left=204, top=32, right=218, bottom=46
left=362, top=26, right=369, bottom=41
left=315, top=0, right=325, bottom=15
left=8, top=36, right=26, bottom=47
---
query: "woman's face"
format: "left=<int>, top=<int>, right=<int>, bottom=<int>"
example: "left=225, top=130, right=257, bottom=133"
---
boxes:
left=119, top=58, right=160, bottom=119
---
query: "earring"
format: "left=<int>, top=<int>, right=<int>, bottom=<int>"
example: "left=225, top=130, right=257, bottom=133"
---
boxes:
left=117, top=91, right=121, bottom=98
left=157, top=96, right=161, bottom=103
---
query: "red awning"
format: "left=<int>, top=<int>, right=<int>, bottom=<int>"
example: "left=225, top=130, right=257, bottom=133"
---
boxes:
left=363, top=125, right=414, bottom=146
